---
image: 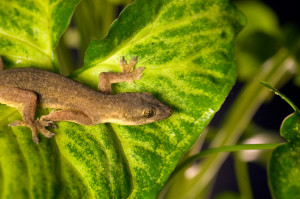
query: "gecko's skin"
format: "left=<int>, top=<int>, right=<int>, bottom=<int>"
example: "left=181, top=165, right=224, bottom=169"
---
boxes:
left=0, top=56, right=172, bottom=143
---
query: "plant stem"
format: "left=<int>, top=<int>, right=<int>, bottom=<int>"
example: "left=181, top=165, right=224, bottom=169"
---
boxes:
left=234, top=152, right=253, bottom=199
left=163, top=48, right=297, bottom=199
left=260, top=81, right=300, bottom=113
left=172, top=143, right=280, bottom=174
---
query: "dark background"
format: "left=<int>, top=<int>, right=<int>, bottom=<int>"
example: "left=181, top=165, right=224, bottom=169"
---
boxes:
left=212, top=0, right=300, bottom=198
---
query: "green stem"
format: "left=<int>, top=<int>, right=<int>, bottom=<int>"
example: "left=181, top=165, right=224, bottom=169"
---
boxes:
left=234, top=152, right=253, bottom=199
left=163, top=48, right=297, bottom=199
left=173, top=143, right=279, bottom=175
left=260, top=81, right=300, bottom=113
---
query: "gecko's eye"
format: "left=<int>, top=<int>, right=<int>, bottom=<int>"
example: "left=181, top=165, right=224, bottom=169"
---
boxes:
left=143, top=108, right=156, bottom=118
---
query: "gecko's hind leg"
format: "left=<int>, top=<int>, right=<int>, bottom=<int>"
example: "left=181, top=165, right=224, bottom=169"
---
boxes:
left=39, top=110, right=94, bottom=126
left=0, top=86, right=54, bottom=143
left=99, top=56, right=144, bottom=93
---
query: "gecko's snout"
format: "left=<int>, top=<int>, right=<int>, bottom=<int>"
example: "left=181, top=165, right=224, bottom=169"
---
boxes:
left=154, top=101, right=173, bottom=122
left=163, top=105, right=173, bottom=118
left=117, top=92, right=173, bottom=125
left=141, top=92, right=173, bottom=121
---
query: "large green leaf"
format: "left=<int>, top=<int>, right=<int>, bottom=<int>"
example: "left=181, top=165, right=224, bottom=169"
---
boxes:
left=71, top=0, right=244, bottom=198
left=0, top=0, right=80, bottom=71
left=0, top=0, right=244, bottom=198
left=261, top=82, right=300, bottom=199
left=0, top=0, right=80, bottom=199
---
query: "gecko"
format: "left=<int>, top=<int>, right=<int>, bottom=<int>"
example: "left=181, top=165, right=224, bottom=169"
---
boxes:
left=0, top=56, right=172, bottom=143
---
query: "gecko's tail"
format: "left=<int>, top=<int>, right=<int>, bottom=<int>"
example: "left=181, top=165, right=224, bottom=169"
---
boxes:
left=0, top=56, right=4, bottom=71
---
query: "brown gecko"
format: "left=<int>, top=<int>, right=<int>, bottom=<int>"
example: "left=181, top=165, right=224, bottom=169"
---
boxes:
left=0, top=56, right=172, bottom=143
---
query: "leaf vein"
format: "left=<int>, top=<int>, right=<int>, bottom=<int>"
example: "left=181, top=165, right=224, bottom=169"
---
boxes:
left=0, top=30, right=51, bottom=60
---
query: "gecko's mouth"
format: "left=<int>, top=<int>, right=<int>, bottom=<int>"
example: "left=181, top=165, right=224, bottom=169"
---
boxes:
left=162, top=105, right=173, bottom=118
left=153, top=103, right=173, bottom=122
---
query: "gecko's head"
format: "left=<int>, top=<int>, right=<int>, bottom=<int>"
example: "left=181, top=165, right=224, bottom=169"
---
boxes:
left=106, top=92, right=172, bottom=125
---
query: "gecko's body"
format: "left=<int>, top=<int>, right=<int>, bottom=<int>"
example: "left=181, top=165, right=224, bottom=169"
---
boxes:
left=0, top=57, right=172, bottom=143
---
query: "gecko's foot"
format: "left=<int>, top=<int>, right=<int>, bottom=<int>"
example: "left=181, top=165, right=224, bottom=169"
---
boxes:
left=38, top=118, right=57, bottom=128
left=98, top=56, right=144, bottom=93
left=9, top=120, right=26, bottom=127
left=49, top=123, right=57, bottom=129
left=36, top=118, right=56, bottom=138
left=120, top=57, right=144, bottom=83
left=9, top=119, right=55, bottom=143
left=120, top=56, right=138, bottom=73
left=127, top=67, right=144, bottom=83
left=36, top=122, right=55, bottom=138
left=9, top=120, right=40, bottom=143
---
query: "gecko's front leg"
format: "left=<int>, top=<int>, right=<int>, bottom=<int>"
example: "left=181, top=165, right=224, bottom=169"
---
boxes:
left=0, top=86, right=54, bottom=143
left=99, top=57, right=144, bottom=93
left=39, top=110, right=94, bottom=126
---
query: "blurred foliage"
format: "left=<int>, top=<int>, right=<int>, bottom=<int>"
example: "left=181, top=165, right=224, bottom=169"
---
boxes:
left=234, top=0, right=300, bottom=84
left=1, top=0, right=300, bottom=198
left=160, top=1, right=300, bottom=199
left=234, top=0, right=283, bottom=81
left=214, top=192, right=240, bottom=199
left=261, top=82, right=300, bottom=199
left=57, top=0, right=133, bottom=73
left=0, top=0, right=244, bottom=198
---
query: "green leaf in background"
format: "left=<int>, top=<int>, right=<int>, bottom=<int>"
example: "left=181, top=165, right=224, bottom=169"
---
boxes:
left=71, top=0, right=244, bottom=198
left=0, top=0, right=80, bottom=199
left=269, top=113, right=300, bottom=199
left=214, top=191, right=240, bottom=199
left=234, top=1, right=283, bottom=82
left=0, top=0, right=245, bottom=199
left=261, top=82, right=300, bottom=199
left=0, top=0, right=80, bottom=71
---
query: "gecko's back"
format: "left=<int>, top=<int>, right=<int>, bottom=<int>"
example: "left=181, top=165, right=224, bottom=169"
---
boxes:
left=0, top=58, right=172, bottom=143
left=0, top=68, right=105, bottom=111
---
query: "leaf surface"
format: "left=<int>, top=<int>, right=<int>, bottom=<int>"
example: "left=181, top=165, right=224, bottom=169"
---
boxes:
left=72, top=0, right=244, bottom=198
left=0, top=0, right=244, bottom=198
left=0, top=0, right=80, bottom=71
left=0, top=0, right=80, bottom=199
left=262, top=82, right=300, bottom=199
left=269, top=113, right=300, bottom=199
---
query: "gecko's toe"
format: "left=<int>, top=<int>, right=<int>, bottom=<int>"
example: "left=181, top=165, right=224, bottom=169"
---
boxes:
left=49, top=123, right=57, bottom=129
left=132, top=67, right=144, bottom=81
left=120, top=56, right=126, bottom=64
left=40, top=129, right=55, bottom=138
left=31, top=128, right=40, bottom=143
left=32, top=135, right=40, bottom=143
left=44, top=132, right=55, bottom=138
left=136, top=67, right=145, bottom=73
left=36, top=124, right=55, bottom=138
left=38, top=118, right=54, bottom=126
left=129, top=56, right=138, bottom=66
left=38, top=118, right=57, bottom=128
left=9, top=120, right=26, bottom=127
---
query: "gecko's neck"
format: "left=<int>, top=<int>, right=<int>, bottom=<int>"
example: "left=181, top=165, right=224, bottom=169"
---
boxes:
left=85, top=92, right=124, bottom=123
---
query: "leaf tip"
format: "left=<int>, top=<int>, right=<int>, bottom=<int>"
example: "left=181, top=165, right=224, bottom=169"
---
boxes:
left=260, top=81, right=300, bottom=113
